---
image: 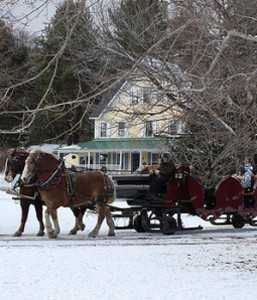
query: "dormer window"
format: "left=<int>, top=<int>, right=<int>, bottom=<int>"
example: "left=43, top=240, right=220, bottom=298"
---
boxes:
left=130, top=93, right=139, bottom=105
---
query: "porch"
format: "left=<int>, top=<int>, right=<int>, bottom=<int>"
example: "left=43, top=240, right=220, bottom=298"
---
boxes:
left=57, top=137, right=172, bottom=175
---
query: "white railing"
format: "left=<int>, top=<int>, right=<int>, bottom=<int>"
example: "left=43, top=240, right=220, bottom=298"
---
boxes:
left=77, top=164, right=132, bottom=175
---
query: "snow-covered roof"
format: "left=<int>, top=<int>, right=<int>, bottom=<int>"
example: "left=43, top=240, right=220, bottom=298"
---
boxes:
left=57, top=144, right=82, bottom=151
left=28, top=144, right=63, bottom=153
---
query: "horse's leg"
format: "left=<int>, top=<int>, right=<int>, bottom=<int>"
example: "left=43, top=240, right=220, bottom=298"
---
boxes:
left=105, top=206, right=115, bottom=237
left=69, top=207, right=86, bottom=235
left=45, top=207, right=60, bottom=238
left=51, top=208, right=60, bottom=237
left=13, top=199, right=29, bottom=237
left=34, top=199, right=45, bottom=236
left=69, top=207, right=80, bottom=235
left=88, top=204, right=105, bottom=238
left=77, top=206, right=87, bottom=231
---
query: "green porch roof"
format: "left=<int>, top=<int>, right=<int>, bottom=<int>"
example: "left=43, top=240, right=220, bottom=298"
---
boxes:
left=78, top=137, right=171, bottom=152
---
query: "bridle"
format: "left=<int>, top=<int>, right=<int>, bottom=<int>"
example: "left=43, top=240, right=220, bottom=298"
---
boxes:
left=6, top=153, right=28, bottom=178
left=28, top=153, right=65, bottom=190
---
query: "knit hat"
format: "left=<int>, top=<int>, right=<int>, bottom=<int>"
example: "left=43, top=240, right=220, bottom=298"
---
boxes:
left=162, top=152, right=171, bottom=160
left=238, top=166, right=246, bottom=174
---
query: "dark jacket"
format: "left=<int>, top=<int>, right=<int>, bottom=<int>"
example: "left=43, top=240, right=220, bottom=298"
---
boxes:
left=201, top=172, right=220, bottom=189
left=158, top=160, right=176, bottom=178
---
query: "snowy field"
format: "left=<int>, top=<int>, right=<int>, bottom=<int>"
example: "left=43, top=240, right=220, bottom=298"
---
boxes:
left=0, top=189, right=257, bottom=300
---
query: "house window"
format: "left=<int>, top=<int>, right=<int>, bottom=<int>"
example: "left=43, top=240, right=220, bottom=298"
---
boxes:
left=100, top=153, right=108, bottom=164
left=79, top=156, right=86, bottom=165
left=115, top=153, right=125, bottom=169
left=116, top=153, right=121, bottom=165
left=129, top=88, right=139, bottom=105
left=152, top=153, right=159, bottom=164
left=100, top=122, right=107, bottom=137
left=143, top=87, right=151, bottom=103
left=145, top=121, right=156, bottom=137
left=157, top=90, right=164, bottom=102
left=168, top=120, right=178, bottom=135
left=118, top=122, right=127, bottom=137
left=130, top=93, right=139, bottom=105
left=79, top=156, right=93, bottom=165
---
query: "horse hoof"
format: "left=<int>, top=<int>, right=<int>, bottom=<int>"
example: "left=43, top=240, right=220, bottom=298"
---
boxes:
left=88, top=232, right=97, bottom=238
left=108, top=232, right=115, bottom=237
left=12, top=231, right=22, bottom=237
left=37, top=231, right=45, bottom=237
left=79, top=224, right=85, bottom=231
left=49, top=234, right=58, bottom=239
left=68, top=230, right=77, bottom=235
left=48, top=231, right=58, bottom=239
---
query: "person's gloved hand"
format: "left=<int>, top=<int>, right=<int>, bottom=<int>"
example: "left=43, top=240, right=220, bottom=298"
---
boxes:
left=155, top=170, right=160, bottom=175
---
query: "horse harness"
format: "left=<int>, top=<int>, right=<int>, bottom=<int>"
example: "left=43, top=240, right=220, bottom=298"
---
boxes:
left=34, top=159, right=114, bottom=207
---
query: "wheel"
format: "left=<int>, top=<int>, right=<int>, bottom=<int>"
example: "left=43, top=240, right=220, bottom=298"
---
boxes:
left=141, top=210, right=151, bottom=232
left=232, top=214, right=246, bottom=229
left=133, top=215, right=145, bottom=233
left=161, top=216, right=177, bottom=235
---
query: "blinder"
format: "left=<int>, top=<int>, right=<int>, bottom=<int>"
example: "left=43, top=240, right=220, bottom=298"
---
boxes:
left=7, top=153, right=28, bottom=170
left=6, top=156, right=20, bottom=178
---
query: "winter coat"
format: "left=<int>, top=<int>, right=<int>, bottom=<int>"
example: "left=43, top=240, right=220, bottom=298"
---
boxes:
left=201, top=173, right=220, bottom=190
left=158, top=160, right=176, bottom=178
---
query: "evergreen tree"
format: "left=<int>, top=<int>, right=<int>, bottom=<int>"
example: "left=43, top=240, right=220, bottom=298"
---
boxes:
left=108, top=0, right=168, bottom=57
left=29, top=0, right=101, bottom=145
left=0, top=19, right=32, bottom=146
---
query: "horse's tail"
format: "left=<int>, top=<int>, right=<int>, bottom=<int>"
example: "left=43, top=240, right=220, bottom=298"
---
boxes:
left=112, top=183, right=117, bottom=203
left=108, top=176, right=116, bottom=204
left=103, top=173, right=116, bottom=204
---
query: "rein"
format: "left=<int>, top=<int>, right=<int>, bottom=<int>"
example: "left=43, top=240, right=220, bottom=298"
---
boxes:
left=31, top=153, right=114, bottom=208
left=7, top=157, right=17, bottom=169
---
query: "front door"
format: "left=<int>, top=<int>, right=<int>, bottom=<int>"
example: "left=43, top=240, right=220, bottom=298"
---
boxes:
left=131, top=152, right=140, bottom=173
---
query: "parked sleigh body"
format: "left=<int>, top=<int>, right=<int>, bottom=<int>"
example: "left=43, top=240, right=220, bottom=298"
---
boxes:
left=111, top=165, right=257, bottom=234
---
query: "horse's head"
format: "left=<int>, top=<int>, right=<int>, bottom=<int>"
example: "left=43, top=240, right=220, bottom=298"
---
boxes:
left=20, top=150, right=42, bottom=184
left=21, top=150, right=60, bottom=185
left=4, top=148, right=29, bottom=183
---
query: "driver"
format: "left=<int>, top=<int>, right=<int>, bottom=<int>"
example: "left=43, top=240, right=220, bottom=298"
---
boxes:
left=149, top=152, right=176, bottom=199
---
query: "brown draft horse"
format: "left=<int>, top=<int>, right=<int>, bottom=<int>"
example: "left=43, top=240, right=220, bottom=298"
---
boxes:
left=21, top=150, right=116, bottom=238
left=4, top=149, right=45, bottom=237
left=4, top=149, right=87, bottom=236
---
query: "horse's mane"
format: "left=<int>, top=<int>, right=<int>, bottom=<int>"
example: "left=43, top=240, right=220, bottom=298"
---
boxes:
left=31, top=149, right=59, bottom=160
left=8, top=148, right=28, bottom=156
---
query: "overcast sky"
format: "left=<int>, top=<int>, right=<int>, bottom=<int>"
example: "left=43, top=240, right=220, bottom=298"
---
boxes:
left=3, top=0, right=61, bottom=34
left=1, top=0, right=111, bottom=35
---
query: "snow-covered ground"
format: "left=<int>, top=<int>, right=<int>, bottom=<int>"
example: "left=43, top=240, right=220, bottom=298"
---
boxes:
left=0, top=189, right=257, bottom=300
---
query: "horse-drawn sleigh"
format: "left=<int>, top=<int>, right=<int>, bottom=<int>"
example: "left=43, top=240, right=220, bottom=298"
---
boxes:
left=4, top=149, right=257, bottom=238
